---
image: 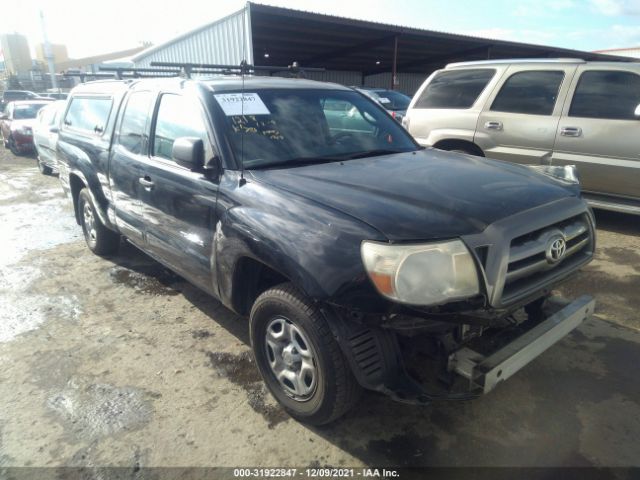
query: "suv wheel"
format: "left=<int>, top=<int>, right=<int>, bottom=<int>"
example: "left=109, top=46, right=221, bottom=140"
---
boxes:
left=78, top=188, right=119, bottom=256
left=250, top=283, right=361, bottom=425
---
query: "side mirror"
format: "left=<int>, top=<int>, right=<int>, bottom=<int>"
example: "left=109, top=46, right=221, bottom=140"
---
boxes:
left=634, top=104, right=640, bottom=117
left=0, top=114, right=7, bottom=120
left=172, top=137, right=204, bottom=170
left=50, top=126, right=59, bottom=134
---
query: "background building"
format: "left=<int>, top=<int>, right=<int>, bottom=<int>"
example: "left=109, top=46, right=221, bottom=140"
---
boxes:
left=132, top=2, right=633, bottom=94
left=0, top=33, right=32, bottom=74
left=593, top=46, right=640, bottom=59
left=35, top=43, right=69, bottom=70
left=56, top=46, right=147, bottom=74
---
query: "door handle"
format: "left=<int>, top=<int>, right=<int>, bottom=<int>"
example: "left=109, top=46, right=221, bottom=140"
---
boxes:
left=139, top=176, right=155, bottom=190
left=560, top=126, right=582, bottom=137
left=484, top=121, right=503, bottom=130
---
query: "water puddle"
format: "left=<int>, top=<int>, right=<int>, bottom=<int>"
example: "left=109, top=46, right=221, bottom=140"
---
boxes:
left=0, top=169, right=81, bottom=342
left=48, top=380, right=154, bottom=440
left=206, top=350, right=289, bottom=429
left=109, top=265, right=182, bottom=296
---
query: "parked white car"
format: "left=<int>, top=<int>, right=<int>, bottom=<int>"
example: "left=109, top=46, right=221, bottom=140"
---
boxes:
left=33, top=100, right=66, bottom=175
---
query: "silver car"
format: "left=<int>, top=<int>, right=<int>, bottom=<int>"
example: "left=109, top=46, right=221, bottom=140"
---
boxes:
left=404, top=59, right=640, bottom=215
left=33, top=100, right=66, bottom=175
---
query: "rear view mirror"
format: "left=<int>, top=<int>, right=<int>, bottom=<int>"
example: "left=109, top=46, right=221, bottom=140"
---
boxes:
left=172, top=137, right=204, bottom=170
left=635, top=103, right=640, bottom=117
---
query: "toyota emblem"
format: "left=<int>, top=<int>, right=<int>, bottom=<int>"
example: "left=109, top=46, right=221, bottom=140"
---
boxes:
left=546, top=236, right=567, bottom=263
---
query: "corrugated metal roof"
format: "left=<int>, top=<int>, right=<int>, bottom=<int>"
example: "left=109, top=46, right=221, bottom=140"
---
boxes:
left=133, top=2, right=635, bottom=77
left=132, top=6, right=252, bottom=66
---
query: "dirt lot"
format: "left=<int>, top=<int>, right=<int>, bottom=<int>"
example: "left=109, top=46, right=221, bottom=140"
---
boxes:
left=1, top=147, right=639, bottom=470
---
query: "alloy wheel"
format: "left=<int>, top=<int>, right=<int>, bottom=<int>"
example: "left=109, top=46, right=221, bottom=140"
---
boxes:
left=264, top=316, right=317, bottom=401
left=82, top=202, right=97, bottom=245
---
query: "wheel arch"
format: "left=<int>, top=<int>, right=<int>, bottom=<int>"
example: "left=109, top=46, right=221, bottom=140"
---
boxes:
left=68, top=173, right=86, bottom=225
left=230, top=256, right=291, bottom=316
left=432, top=139, right=485, bottom=156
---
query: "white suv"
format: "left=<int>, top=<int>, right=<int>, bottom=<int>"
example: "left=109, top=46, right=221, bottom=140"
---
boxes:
left=404, top=58, right=640, bottom=214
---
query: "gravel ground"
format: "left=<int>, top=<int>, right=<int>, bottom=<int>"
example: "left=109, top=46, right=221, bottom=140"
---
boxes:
left=0, top=146, right=639, bottom=471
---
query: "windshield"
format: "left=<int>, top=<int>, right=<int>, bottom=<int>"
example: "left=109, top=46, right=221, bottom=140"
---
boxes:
left=363, top=90, right=411, bottom=111
left=13, top=103, right=47, bottom=120
left=214, top=89, right=418, bottom=169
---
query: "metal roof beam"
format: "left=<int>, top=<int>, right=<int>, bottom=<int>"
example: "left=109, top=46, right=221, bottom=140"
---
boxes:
left=301, top=34, right=398, bottom=66
left=363, top=44, right=493, bottom=75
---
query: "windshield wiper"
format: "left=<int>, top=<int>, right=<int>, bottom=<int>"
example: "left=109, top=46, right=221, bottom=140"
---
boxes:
left=251, top=156, right=347, bottom=170
left=251, top=149, right=413, bottom=170
left=343, top=149, right=409, bottom=160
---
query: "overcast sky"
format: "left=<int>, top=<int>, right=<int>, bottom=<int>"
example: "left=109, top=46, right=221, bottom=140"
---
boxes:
left=2, top=0, right=640, bottom=59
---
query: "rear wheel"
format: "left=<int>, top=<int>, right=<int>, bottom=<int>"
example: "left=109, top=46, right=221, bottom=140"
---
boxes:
left=250, top=283, right=361, bottom=425
left=78, top=188, right=119, bottom=256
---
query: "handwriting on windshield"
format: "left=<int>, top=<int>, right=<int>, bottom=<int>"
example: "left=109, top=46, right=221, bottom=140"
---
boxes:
left=231, top=115, right=284, bottom=140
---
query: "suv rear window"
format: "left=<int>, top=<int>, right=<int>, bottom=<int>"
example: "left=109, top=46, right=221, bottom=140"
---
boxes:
left=64, top=97, right=112, bottom=134
left=569, top=70, right=640, bottom=120
left=491, top=70, right=564, bottom=116
left=414, top=69, right=495, bottom=109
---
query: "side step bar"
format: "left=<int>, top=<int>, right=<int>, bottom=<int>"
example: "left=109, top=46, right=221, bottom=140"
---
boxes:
left=449, top=295, right=596, bottom=393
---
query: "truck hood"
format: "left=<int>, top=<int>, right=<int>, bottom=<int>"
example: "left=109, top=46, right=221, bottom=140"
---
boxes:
left=250, top=149, right=578, bottom=241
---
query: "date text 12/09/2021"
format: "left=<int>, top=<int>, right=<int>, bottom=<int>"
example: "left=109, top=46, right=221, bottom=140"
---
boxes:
left=233, top=468, right=400, bottom=478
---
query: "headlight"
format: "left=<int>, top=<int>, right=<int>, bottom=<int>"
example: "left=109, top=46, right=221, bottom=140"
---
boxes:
left=361, top=239, right=480, bottom=306
left=528, top=164, right=579, bottom=185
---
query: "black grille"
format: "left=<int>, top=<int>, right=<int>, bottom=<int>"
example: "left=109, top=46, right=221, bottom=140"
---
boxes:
left=501, top=213, right=593, bottom=303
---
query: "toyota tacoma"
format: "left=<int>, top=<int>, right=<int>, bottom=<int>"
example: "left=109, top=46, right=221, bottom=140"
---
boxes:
left=55, top=71, right=595, bottom=425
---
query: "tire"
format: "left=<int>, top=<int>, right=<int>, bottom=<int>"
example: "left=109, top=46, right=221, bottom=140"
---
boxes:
left=8, top=136, right=21, bottom=156
left=78, top=188, right=119, bottom=256
left=250, top=283, right=362, bottom=425
left=37, top=156, right=53, bottom=175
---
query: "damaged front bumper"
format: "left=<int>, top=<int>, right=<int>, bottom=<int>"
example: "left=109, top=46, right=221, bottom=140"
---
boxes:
left=448, top=295, right=595, bottom=393
left=325, top=295, right=595, bottom=405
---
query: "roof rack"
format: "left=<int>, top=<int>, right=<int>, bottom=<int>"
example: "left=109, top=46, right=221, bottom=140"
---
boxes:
left=63, top=61, right=326, bottom=84
left=150, top=61, right=325, bottom=78
left=62, top=71, right=120, bottom=82
left=446, top=58, right=586, bottom=68
left=99, top=66, right=181, bottom=79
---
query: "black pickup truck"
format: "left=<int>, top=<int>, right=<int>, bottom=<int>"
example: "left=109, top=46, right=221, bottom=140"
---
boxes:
left=55, top=74, right=595, bottom=425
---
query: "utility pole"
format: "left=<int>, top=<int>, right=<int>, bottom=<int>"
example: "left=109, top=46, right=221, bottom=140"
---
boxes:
left=39, top=9, right=58, bottom=91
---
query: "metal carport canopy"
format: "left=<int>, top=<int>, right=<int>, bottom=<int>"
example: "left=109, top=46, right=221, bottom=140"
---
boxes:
left=248, top=2, right=633, bottom=81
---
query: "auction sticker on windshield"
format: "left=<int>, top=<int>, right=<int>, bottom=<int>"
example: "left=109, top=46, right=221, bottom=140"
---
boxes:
left=214, top=93, right=270, bottom=116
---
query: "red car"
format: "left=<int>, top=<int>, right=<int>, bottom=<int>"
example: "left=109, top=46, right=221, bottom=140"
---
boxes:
left=1, top=100, right=52, bottom=155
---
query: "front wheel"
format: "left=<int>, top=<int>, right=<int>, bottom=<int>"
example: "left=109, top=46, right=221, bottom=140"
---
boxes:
left=250, top=283, right=362, bottom=425
left=78, top=188, right=120, bottom=256
left=8, top=136, right=21, bottom=156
